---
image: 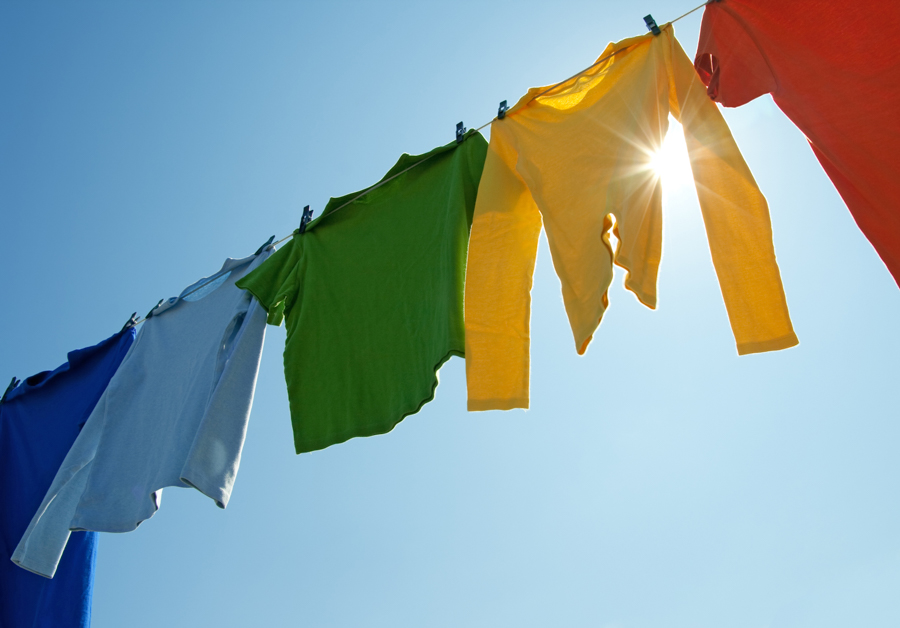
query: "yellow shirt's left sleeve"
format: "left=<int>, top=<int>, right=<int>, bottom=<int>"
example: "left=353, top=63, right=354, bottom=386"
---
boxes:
left=664, top=28, right=798, bottom=354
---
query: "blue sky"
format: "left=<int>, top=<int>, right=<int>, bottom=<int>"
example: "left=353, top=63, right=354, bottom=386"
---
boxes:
left=2, top=2, right=899, bottom=626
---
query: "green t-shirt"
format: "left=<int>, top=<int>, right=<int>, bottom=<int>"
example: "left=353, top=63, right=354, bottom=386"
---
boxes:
left=237, top=132, right=488, bottom=453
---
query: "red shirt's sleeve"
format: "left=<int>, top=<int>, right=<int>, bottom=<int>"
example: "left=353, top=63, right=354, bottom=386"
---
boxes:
left=694, top=3, right=776, bottom=106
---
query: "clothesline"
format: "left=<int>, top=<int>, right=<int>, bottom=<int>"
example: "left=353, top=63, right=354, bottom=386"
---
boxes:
left=8, top=1, right=899, bottom=622
left=124, top=0, right=714, bottom=331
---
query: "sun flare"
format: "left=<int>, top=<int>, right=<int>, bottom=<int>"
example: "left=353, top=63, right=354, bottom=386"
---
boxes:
left=649, top=121, right=692, bottom=190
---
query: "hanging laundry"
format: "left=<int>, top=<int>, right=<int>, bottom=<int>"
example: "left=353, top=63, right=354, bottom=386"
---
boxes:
left=694, top=0, right=900, bottom=286
left=12, top=248, right=272, bottom=579
left=465, top=26, right=797, bottom=412
left=0, top=329, right=134, bottom=628
left=237, top=132, right=488, bottom=453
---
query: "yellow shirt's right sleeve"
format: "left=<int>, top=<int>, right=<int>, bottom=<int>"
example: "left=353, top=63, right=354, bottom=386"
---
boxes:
left=464, top=124, right=542, bottom=411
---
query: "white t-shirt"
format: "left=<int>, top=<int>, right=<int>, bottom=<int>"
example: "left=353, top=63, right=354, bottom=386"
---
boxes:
left=13, top=248, right=272, bottom=578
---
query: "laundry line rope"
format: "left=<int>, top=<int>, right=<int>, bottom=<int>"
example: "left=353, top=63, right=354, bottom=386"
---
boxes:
left=128, top=0, right=714, bottom=329
left=277, top=0, right=713, bottom=237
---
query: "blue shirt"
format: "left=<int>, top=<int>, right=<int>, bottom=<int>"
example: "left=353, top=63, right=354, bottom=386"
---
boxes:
left=0, top=329, right=135, bottom=628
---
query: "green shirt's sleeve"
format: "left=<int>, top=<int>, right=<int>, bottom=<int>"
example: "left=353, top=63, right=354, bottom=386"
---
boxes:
left=236, top=240, right=301, bottom=326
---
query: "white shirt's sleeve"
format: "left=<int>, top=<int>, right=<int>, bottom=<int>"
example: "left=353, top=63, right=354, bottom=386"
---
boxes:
left=178, top=293, right=267, bottom=508
left=11, top=393, right=107, bottom=578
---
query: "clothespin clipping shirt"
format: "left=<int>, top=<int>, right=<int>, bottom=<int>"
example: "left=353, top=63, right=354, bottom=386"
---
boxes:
left=1, top=376, right=20, bottom=404
left=121, top=312, right=139, bottom=333
left=254, top=235, right=275, bottom=256
left=456, top=122, right=466, bottom=144
left=145, top=299, right=165, bottom=320
left=298, top=205, right=314, bottom=234
left=644, top=14, right=661, bottom=35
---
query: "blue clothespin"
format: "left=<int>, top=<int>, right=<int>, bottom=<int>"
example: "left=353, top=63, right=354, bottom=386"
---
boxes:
left=456, top=122, right=466, bottom=144
left=1, top=376, right=20, bottom=404
left=644, top=14, right=661, bottom=35
left=498, top=100, right=509, bottom=119
left=298, top=205, right=314, bottom=234
left=254, top=235, right=275, bottom=255
left=121, top=312, right=139, bottom=332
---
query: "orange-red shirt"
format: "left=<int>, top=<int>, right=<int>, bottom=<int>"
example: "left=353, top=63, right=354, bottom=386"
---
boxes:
left=695, top=0, right=900, bottom=286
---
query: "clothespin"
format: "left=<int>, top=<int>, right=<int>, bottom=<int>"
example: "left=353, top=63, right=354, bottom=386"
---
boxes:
left=1, top=376, right=20, bottom=404
left=298, top=205, right=314, bottom=234
left=121, top=312, right=139, bottom=332
left=498, top=100, right=509, bottom=120
left=456, top=122, right=466, bottom=144
left=644, top=14, right=661, bottom=35
left=254, top=235, right=275, bottom=255
left=145, top=299, right=164, bottom=320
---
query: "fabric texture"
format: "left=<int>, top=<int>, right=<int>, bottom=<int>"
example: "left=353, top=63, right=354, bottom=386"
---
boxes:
left=237, top=132, right=488, bottom=453
left=1, top=329, right=134, bottom=628
left=465, top=26, right=797, bottom=412
left=694, top=0, right=900, bottom=286
left=12, top=249, right=271, bottom=579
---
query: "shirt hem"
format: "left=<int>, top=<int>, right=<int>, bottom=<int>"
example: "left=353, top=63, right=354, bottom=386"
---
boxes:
left=736, top=332, right=799, bottom=355
left=467, top=398, right=529, bottom=411
left=181, top=475, right=229, bottom=509
left=10, top=556, right=56, bottom=579
left=292, top=348, right=464, bottom=454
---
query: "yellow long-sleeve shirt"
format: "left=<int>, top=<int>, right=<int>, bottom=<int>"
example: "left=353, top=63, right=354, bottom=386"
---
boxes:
left=465, top=26, right=798, bottom=412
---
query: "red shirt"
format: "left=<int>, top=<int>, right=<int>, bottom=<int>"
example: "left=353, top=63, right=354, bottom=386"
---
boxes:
left=695, top=0, right=900, bottom=287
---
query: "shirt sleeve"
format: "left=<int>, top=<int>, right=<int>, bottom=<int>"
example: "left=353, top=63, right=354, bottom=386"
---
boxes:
left=693, top=3, right=777, bottom=106
left=179, top=292, right=267, bottom=508
left=235, top=242, right=301, bottom=326
left=665, top=29, right=798, bottom=355
left=11, top=395, right=107, bottom=578
left=464, top=123, right=543, bottom=411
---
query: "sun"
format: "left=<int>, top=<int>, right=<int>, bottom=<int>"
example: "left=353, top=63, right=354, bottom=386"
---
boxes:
left=649, top=121, right=693, bottom=190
